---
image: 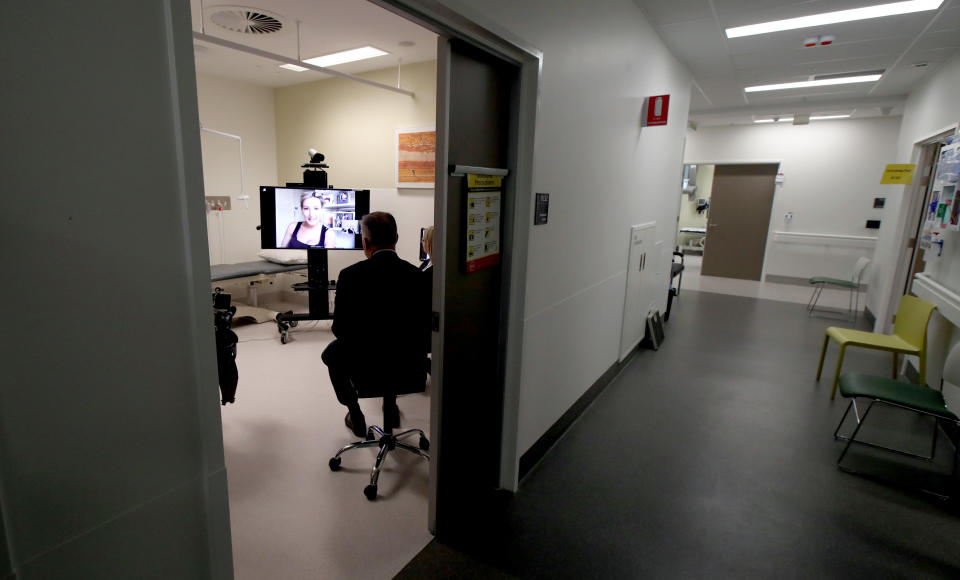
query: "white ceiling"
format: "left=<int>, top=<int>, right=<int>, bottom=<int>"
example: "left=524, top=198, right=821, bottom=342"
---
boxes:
left=633, top=0, right=960, bottom=126
left=190, top=1, right=437, bottom=87
left=191, top=1, right=960, bottom=126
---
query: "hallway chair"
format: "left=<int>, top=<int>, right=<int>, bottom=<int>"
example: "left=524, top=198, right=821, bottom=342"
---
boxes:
left=816, top=294, right=936, bottom=400
left=833, top=342, right=960, bottom=498
left=807, top=257, right=870, bottom=321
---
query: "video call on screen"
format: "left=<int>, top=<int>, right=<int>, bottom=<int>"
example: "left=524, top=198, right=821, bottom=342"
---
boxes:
left=275, top=188, right=359, bottom=249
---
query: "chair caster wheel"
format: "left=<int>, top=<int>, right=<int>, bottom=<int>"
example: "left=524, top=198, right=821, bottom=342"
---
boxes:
left=364, top=484, right=378, bottom=501
left=289, top=320, right=298, bottom=328
left=280, top=333, right=288, bottom=344
left=328, top=457, right=341, bottom=471
left=419, top=436, right=430, bottom=451
left=365, top=430, right=375, bottom=441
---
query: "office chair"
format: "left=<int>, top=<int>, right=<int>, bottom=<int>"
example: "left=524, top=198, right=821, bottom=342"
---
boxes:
left=328, top=365, right=430, bottom=501
left=807, top=257, right=870, bottom=321
left=816, top=294, right=935, bottom=399
left=833, top=342, right=960, bottom=498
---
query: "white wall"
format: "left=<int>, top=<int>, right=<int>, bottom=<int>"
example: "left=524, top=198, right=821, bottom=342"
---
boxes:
left=444, top=0, right=692, bottom=455
left=685, top=118, right=901, bottom=281
left=1, top=2, right=231, bottom=577
left=871, top=54, right=960, bottom=399
left=197, top=74, right=279, bottom=265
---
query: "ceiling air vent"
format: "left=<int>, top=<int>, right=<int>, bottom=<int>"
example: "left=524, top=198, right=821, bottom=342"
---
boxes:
left=812, top=69, right=884, bottom=81
left=210, top=8, right=283, bottom=34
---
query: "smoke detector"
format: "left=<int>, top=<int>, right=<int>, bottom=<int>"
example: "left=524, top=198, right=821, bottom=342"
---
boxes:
left=209, top=7, right=284, bottom=34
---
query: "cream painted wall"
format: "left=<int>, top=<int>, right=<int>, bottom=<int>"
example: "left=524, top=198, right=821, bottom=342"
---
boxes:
left=440, top=0, right=692, bottom=456
left=684, top=117, right=900, bottom=281
left=274, top=60, right=437, bottom=274
left=196, top=74, right=279, bottom=265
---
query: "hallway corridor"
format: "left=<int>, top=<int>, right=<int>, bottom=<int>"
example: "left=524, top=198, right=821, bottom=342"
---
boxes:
left=399, top=291, right=960, bottom=578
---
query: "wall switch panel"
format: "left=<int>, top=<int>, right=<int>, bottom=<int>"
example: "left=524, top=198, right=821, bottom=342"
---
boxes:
left=205, top=196, right=231, bottom=211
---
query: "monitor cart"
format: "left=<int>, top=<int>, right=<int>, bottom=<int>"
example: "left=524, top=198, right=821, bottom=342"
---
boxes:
left=276, top=248, right=335, bottom=344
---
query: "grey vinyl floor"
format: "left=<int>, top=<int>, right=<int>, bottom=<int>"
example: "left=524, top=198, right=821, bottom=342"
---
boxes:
left=397, top=290, right=960, bottom=579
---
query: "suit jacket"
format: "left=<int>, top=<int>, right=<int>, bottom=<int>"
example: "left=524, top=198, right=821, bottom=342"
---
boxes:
left=332, top=250, right=429, bottom=395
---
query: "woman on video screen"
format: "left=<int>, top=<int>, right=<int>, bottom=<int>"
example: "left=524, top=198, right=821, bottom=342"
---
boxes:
left=281, top=191, right=335, bottom=248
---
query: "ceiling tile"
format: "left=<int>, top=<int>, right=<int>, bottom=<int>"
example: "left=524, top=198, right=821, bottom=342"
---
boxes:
left=929, top=5, right=960, bottom=31
left=657, top=18, right=733, bottom=74
left=632, top=0, right=712, bottom=26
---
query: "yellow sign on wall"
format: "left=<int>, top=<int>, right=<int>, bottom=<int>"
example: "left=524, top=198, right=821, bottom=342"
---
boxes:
left=880, top=164, right=916, bottom=184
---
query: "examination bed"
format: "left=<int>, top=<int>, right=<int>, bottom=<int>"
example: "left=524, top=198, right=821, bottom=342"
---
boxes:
left=210, top=260, right=306, bottom=282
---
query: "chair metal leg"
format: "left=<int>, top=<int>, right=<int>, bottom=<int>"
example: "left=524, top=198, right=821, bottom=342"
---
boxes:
left=892, top=352, right=898, bottom=380
left=817, top=334, right=830, bottom=380
left=834, top=400, right=935, bottom=460
left=807, top=284, right=825, bottom=314
left=831, top=345, right=847, bottom=400
left=837, top=398, right=875, bottom=466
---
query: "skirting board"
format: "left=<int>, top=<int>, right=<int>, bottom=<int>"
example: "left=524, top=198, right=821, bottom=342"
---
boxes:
left=518, top=347, right=639, bottom=482
left=764, top=274, right=869, bottom=291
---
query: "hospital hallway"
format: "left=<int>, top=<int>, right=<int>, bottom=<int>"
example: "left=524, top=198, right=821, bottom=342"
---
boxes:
left=398, top=290, right=960, bottom=579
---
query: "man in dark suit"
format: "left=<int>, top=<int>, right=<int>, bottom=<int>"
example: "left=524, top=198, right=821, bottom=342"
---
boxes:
left=322, top=211, right=429, bottom=437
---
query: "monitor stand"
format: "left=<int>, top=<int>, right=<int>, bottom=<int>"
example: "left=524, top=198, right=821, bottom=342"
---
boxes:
left=276, top=248, right=335, bottom=344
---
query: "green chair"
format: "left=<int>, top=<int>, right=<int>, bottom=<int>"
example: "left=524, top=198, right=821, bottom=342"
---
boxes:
left=833, top=343, right=960, bottom=498
left=816, top=294, right=936, bottom=399
left=807, top=257, right=870, bottom=321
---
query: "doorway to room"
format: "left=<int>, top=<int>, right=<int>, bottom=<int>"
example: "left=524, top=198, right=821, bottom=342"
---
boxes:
left=194, top=2, right=439, bottom=578
left=192, top=0, right=539, bottom=576
left=699, top=163, right=779, bottom=281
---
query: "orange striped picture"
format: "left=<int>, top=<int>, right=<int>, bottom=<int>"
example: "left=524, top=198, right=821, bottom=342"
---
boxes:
left=397, top=129, right=436, bottom=188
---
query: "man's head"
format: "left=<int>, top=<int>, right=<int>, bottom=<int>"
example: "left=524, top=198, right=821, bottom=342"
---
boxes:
left=360, top=211, right=399, bottom=258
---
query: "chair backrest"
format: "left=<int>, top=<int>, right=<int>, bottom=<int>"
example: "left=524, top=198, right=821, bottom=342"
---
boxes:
left=852, top=257, right=871, bottom=284
left=892, top=294, right=936, bottom=347
left=943, top=342, right=960, bottom=387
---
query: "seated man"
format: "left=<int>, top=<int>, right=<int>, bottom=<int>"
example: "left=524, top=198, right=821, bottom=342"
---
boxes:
left=322, top=211, right=429, bottom=437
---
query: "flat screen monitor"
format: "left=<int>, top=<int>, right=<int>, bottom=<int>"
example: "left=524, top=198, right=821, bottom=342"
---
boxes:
left=260, top=186, right=370, bottom=250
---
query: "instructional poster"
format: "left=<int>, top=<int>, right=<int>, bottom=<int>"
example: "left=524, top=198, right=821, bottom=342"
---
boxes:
left=465, top=173, right=502, bottom=273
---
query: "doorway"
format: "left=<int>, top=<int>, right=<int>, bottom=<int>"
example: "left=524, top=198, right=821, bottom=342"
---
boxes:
left=700, top=163, right=779, bottom=281
left=195, top=0, right=540, bottom=574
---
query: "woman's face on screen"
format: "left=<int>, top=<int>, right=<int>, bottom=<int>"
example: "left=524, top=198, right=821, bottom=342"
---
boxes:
left=301, top=197, right=323, bottom=225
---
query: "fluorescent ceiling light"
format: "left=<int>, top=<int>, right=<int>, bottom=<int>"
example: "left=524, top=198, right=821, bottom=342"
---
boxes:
left=745, top=74, right=882, bottom=92
left=754, top=117, right=795, bottom=123
left=754, top=119, right=775, bottom=123
left=726, top=0, right=944, bottom=38
left=303, top=46, right=388, bottom=68
left=279, top=63, right=308, bottom=72
left=810, top=114, right=851, bottom=120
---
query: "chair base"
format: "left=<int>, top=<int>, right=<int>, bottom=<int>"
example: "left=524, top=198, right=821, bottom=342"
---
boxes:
left=807, top=282, right=861, bottom=322
left=329, top=426, right=430, bottom=501
left=833, top=398, right=959, bottom=500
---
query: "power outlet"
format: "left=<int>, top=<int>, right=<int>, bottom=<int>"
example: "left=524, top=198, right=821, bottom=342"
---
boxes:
left=205, top=196, right=232, bottom=211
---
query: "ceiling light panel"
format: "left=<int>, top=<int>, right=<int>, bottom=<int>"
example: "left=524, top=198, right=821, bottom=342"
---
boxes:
left=303, top=46, right=389, bottom=68
left=726, top=0, right=944, bottom=38
left=745, top=74, right=882, bottom=92
left=279, top=63, right=308, bottom=72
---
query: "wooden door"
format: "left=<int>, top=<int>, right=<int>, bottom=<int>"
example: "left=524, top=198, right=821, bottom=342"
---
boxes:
left=701, top=164, right=779, bottom=280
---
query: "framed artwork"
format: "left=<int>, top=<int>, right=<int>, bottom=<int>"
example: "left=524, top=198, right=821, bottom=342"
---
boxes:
left=396, top=127, right=436, bottom=188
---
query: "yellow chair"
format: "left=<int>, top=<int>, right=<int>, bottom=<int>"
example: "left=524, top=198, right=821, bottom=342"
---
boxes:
left=816, top=294, right=936, bottom=399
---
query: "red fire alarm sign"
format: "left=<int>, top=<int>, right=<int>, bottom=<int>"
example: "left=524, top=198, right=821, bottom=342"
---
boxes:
left=645, top=94, right=670, bottom=127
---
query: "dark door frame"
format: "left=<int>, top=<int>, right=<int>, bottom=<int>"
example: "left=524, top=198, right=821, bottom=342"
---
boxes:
left=371, top=0, right=542, bottom=531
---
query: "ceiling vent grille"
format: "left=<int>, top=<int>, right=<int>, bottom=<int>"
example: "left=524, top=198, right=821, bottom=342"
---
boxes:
left=813, top=69, right=884, bottom=81
left=210, top=8, right=283, bottom=34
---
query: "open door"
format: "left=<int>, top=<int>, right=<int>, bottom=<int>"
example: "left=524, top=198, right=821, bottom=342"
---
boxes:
left=430, top=37, right=519, bottom=540
left=701, top=164, right=779, bottom=281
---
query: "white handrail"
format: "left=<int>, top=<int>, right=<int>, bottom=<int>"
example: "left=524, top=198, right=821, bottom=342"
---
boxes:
left=772, top=231, right=878, bottom=243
